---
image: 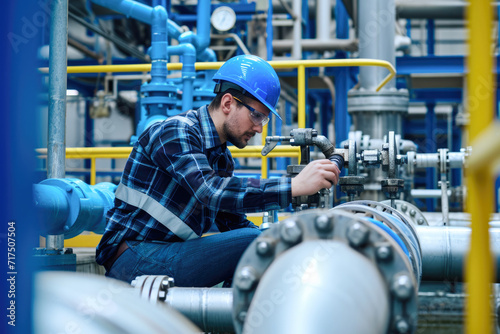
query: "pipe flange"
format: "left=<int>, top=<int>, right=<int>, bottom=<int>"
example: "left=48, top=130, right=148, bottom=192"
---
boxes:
left=232, top=209, right=418, bottom=334
left=333, top=200, right=422, bottom=285
left=132, top=275, right=175, bottom=305
left=380, top=200, right=429, bottom=226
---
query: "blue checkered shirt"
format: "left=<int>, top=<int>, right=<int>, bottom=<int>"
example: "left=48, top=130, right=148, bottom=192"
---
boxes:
left=96, top=105, right=292, bottom=265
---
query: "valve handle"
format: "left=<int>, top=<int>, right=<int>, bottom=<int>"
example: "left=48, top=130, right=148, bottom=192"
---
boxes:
left=329, top=154, right=345, bottom=173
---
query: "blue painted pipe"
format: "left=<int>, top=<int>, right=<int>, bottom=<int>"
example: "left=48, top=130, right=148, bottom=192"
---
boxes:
left=91, top=0, right=154, bottom=25
left=178, top=0, right=211, bottom=59
left=34, top=179, right=117, bottom=239
left=169, top=44, right=196, bottom=112
left=168, top=19, right=184, bottom=40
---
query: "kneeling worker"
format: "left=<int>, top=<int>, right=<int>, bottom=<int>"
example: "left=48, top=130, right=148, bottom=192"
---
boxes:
left=96, top=55, right=340, bottom=287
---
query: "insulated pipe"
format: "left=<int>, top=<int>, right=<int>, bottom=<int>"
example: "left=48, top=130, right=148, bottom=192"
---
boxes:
left=243, top=240, right=389, bottom=334
left=47, top=0, right=69, bottom=250
left=417, top=226, right=500, bottom=282
left=165, top=288, right=234, bottom=333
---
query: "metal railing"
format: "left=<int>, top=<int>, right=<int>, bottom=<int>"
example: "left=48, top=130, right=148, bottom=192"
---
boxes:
left=38, top=58, right=395, bottom=184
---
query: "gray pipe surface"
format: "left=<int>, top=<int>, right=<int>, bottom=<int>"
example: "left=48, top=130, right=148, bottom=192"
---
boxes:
left=417, top=226, right=500, bottom=282
left=47, top=0, right=68, bottom=180
left=317, top=0, right=332, bottom=42
left=47, top=0, right=69, bottom=249
left=243, top=240, right=389, bottom=334
left=272, top=38, right=357, bottom=52
left=412, top=189, right=451, bottom=198
left=358, top=0, right=396, bottom=90
left=165, top=287, right=234, bottom=333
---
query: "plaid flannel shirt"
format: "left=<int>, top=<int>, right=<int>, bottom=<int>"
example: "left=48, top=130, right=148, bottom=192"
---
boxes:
left=96, top=105, right=292, bottom=265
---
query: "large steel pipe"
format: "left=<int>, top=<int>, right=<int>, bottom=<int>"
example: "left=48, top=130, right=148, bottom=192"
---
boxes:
left=165, top=288, right=234, bottom=333
left=243, top=240, right=390, bottom=334
left=34, top=272, right=200, bottom=334
left=417, top=226, right=500, bottom=282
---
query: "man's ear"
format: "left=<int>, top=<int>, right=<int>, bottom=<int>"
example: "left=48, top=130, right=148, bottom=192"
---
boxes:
left=220, top=93, right=233, bottom=116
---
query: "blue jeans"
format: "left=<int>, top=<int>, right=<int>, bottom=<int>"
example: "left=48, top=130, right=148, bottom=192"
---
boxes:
left=106, top=228, right=261, bottom=287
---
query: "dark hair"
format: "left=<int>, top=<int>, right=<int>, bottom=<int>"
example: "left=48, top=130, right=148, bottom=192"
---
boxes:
left=208, top=88, right=254, bottom=111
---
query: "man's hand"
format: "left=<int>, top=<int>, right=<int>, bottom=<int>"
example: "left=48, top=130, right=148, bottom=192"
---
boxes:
left=291, top=159, right=340, bottom=197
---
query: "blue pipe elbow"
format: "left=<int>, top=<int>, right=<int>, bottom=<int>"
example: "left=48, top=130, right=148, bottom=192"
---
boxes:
left=34, top=179, right=117, bottom=239
left=91, top=0, right=154, bottom=25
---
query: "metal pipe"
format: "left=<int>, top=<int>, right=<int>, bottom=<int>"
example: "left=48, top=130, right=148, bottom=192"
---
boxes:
left=292, top=0, right=302, bottom=59
left=91, top=0, right=153, bottom=24
left=47, top=0, right=68, bottom=181
left=358, top=0, right=396, bottom=90
left=272, top=38, right=357, bottom=52
left=411, top=189, right=451, bottom=198
left=243, top=240, right=389, bottom=334
left=165, top=287, right=234, bottom=333
left=168, top=44, right=196, bottom=112
left=68, top=11, right=149, bottom=62
left=317, top=0, right=331, bottom=42
left=417, top=226, right=500, bottom=283
left=47, top=0, right=69, bottom=250
left=35, top=271, right=201, bottom=334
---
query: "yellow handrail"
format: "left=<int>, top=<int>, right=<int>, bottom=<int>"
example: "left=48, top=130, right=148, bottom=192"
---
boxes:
left=39, top=58, right=395, bottom=93
left=465, top=0, right=496, bottom=333
left=36, top=145, right=301, bottom=185
left=39, top=58, right=395, bottom=180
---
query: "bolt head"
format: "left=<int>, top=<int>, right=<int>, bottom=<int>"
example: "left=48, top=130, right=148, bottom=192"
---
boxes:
left=280, top=220, right=302, bottom=244
left=256, top=240, right=273, bottom=256
left=235, top=266, right=258, bottom=291
left=400, top=204, right=407, bottom=212
left=162, top=277, right=175, bottom=288
left=376, top=245, right=392, bottom=261
left=392, top=274, right=413, bottom=301
left=417, top=218, right=424, bottom=225
left=347, top=222, right=369, bottom=247
left=238, top=311, right=247, bottom=322
left=395, top=319, right=409, bottom=333
left=314, top=215, right=333, bottom=232
left=409, top=209, right=416, bottom=217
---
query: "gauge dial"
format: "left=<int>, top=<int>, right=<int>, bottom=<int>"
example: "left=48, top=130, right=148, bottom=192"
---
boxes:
left=211, top=6, right=237, bottom=32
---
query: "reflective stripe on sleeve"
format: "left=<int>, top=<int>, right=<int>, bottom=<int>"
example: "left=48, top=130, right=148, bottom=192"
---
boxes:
left=115, top=183, right=198, bottom=241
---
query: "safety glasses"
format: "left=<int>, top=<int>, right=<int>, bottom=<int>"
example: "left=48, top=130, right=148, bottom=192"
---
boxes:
left=233, top=96, right=270, bottom=126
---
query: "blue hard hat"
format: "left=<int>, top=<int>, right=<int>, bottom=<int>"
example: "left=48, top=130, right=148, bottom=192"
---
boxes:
left=213, top=55, right=281, bottom=120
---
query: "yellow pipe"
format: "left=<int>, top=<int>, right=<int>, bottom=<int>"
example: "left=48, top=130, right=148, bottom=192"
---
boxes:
left=468, top=121, right=500, bottom=174
left=465, top=0, right=495, bottom=333
left=37, top=146, right=300, bottom=157
left=261, top=125, right=268, bottom=179
left=36, top=146, right=300, bottom=182
left=40, top=59, right=395, bottom=91
left=90, top=158, right=96, bottom=185
left=297, top=65, right=306, bottom=129
left=40, top=59, right=395, bottom=136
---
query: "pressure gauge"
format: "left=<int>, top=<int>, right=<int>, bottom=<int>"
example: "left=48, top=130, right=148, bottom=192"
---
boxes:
left=211, top=6, right=237, bottom=32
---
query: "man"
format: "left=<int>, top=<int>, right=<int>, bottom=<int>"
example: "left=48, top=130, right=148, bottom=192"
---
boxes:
left=96, top=55, right=340, bottom=287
